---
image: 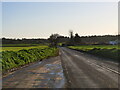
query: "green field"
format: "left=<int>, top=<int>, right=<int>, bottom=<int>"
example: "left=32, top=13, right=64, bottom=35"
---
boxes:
left=68, top=45, right=118, bottom=51
left=68, top=45, right=119, bottom=62
left=0, top=44, right=41, bottom=47
left=0, top=44, right=48, bottom=52
left=0, top=44, right=59, bottom=72
left=1, top=46, right=48, bottom=52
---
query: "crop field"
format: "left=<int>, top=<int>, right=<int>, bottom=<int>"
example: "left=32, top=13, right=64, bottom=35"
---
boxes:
left=0, top=44, right=41, bottom=47
left=0, top=44, right=59, bottom=72
left=68, top=45, right=118, bottom=51
left=1, top=46, right=48, bottom=52
left=68, top=45, right=119, bottom=62
left=0, top=44, right=48, bottom=52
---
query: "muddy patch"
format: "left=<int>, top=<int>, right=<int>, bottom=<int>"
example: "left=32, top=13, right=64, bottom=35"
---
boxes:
left=31, top=60, right=65, bottom=88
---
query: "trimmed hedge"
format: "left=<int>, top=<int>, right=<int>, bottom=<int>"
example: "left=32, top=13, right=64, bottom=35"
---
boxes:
left=1, top=47, right=59, bottom=72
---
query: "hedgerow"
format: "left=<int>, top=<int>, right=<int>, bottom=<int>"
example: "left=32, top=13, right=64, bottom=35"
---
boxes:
left=68, top=46, right=119, bottom=62
left=1, top=47, right=59, bottom=72
left=87, top=48, right=119, bottom=61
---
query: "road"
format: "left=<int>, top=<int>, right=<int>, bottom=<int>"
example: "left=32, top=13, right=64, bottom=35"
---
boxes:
left=2, top=47, right=119, bottom=88
left=60, top=47, right=119, bottom=88
left=2, top=56, right=65, bottom=88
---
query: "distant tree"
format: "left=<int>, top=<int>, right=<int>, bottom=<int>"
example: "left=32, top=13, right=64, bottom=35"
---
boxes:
left=68, top=30, right=74, bottom=45
left=74, top=33, right=81, bottom=45
left=69, top=30, right=74, bottom=39
left=48, top=34, right=59, bottom=47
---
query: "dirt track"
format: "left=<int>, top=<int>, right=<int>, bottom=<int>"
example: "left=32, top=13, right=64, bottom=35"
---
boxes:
left=2, top=56, right=65, bottom=88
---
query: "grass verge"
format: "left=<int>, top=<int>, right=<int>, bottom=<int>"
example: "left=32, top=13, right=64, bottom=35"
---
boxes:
left=1, top=47, right=59, bottom=73
left=68, top=45, right=119, bottom=62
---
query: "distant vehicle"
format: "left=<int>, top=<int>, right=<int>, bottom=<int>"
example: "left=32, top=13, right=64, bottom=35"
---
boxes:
left=109, top=40, right=118, bottom=45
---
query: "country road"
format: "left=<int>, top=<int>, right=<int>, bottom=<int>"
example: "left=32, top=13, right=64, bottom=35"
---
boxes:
left=2, top=47, right=119, bottom=89
left=2, top=56, right=65, bottom=88
left=60, top=47, right=119, bottom=88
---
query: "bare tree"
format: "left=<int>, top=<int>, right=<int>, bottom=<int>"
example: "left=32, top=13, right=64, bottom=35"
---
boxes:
left=68, top=30, right=75, bottom=45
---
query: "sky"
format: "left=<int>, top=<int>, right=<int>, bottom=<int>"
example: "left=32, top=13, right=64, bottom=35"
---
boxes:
left=2, top=2, right=118, bottom=39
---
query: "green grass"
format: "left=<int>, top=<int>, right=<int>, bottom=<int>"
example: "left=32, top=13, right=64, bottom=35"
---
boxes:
left=1, top=47, right=59, bottom=72
left=1, top=44, right=59, bottom=73
left=68, top=45, right=119, bottom=62
left=68, top=45, right=118, bottom=51
left=1, top=45, right=48, bottom=52
left=0, top=44, right=41, bottom=47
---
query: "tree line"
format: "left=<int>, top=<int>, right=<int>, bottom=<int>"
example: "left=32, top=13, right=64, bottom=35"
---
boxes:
left=1, top=38, right=49, bottom=44
left=48, top=31, right=119, bottom=47
left=1, top=32, right=119, bottom=46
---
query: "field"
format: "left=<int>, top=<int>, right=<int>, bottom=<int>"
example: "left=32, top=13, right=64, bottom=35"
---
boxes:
left=0, top=44, right=40, bottom=47
left=1, top=46, right=48, bottom=52
left=1, top=44, right=48, bottom=52
left=68, top=45, right=118, bottom=50
left=1, top=44, right=59, bottom=72
left=68, top=45, right=119, bottom=62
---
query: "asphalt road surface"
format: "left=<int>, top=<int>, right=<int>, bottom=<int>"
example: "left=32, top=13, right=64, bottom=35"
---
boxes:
left=60, top=47, right=119, bottom=88
left=2, top=47, right=119, bottom=89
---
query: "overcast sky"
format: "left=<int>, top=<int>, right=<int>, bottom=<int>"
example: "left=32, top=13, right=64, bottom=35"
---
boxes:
left=2, top=2, right=118, bottom=39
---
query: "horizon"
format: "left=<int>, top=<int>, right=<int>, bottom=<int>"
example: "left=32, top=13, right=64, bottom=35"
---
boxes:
left=2, top=2, right=118, bottom=38
left=2, top=34, right=119, bottom=39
